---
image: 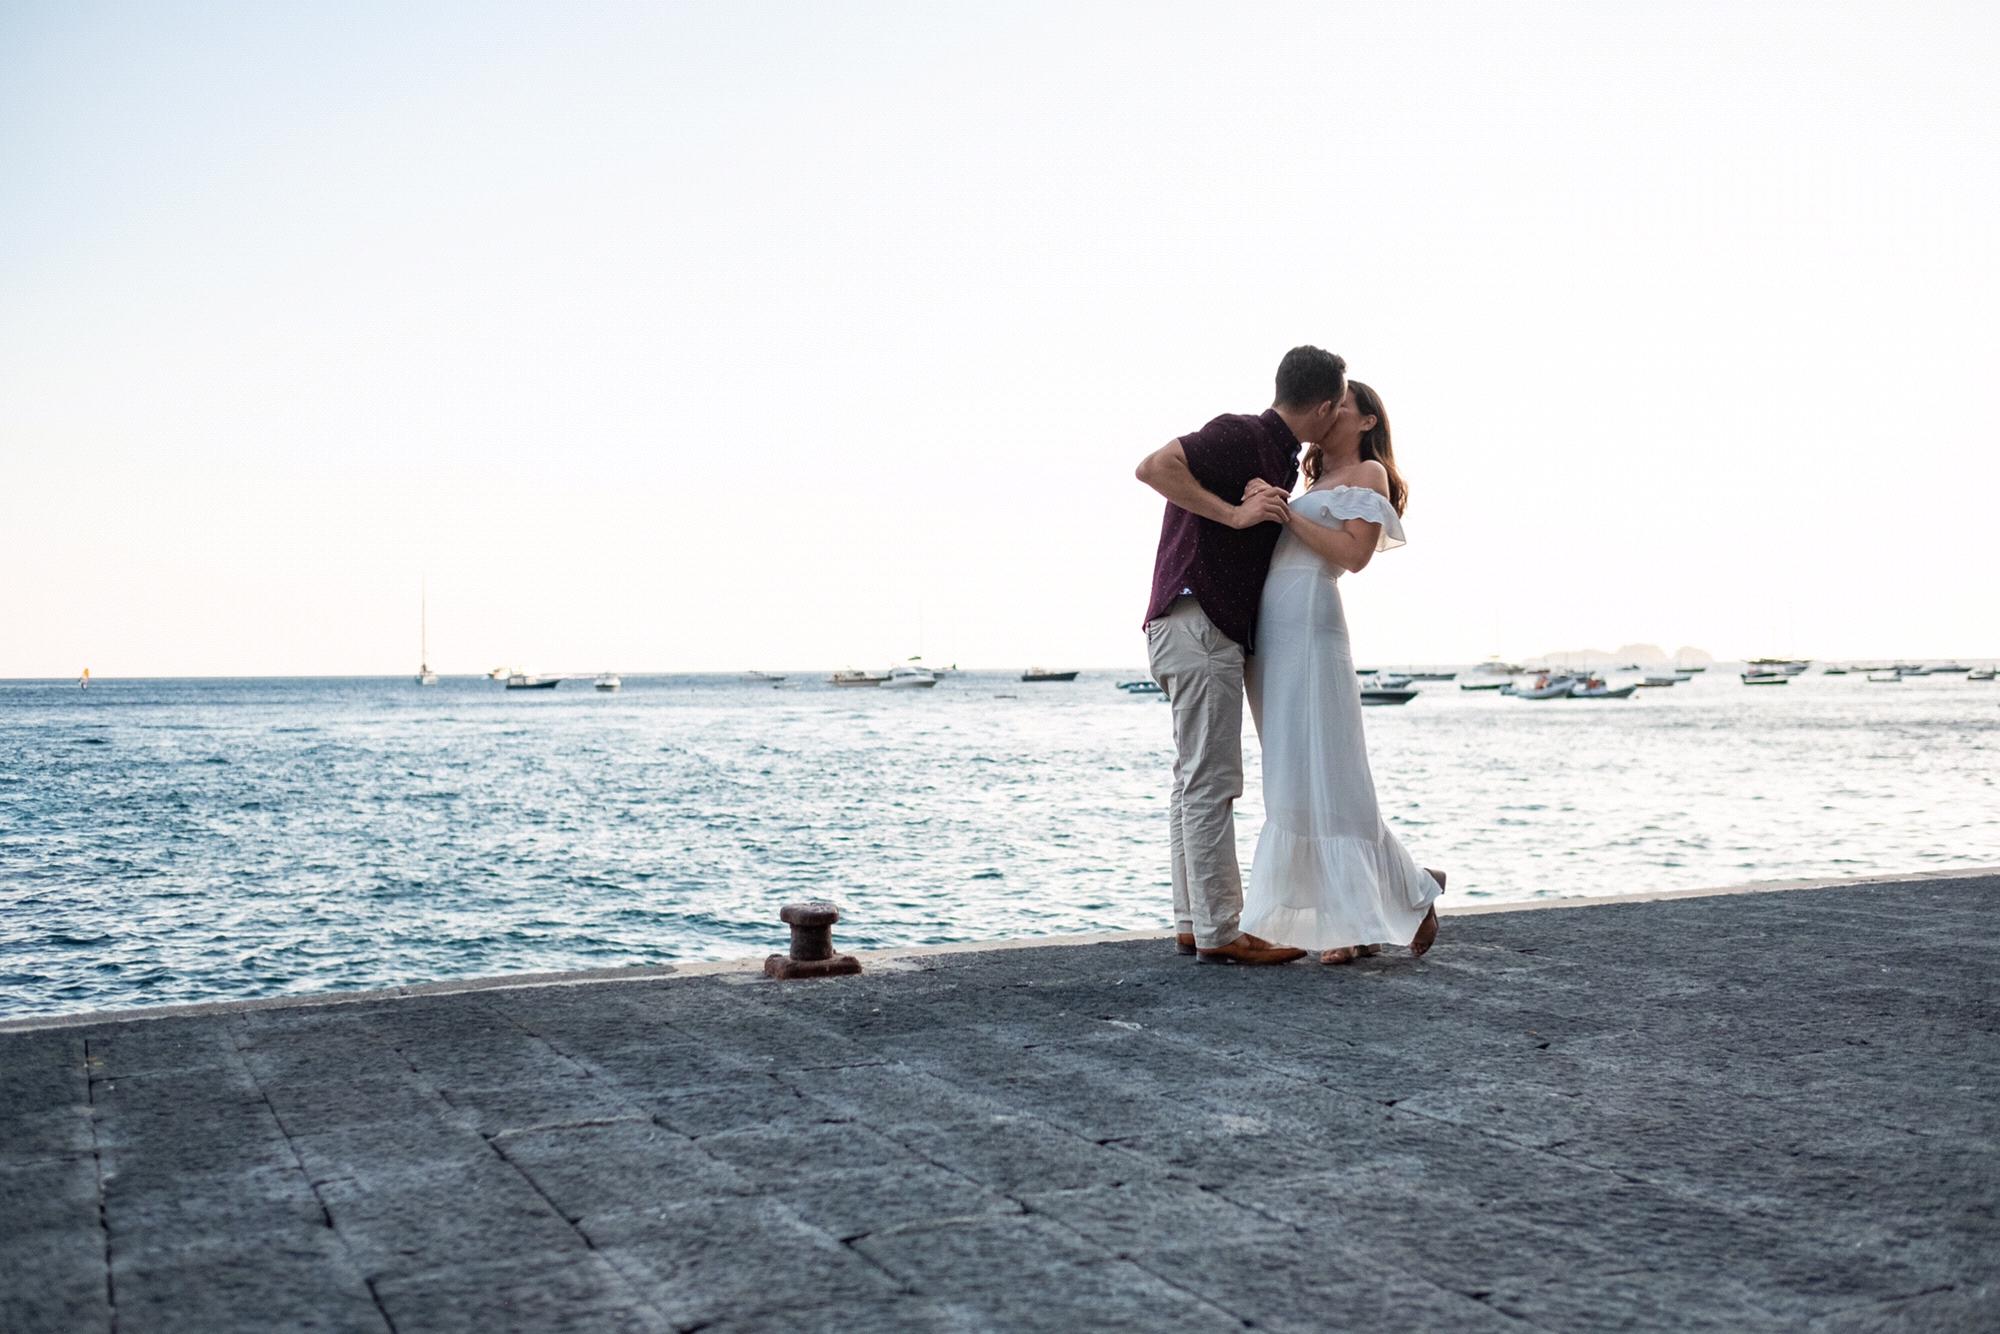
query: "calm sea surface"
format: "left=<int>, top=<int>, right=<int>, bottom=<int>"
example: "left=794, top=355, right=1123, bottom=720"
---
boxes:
left=4, top=669, right=1997, bottom=1017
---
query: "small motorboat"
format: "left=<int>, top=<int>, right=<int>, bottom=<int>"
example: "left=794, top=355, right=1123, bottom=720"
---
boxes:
left=1570, top=678, right=1637, bottom=699
left=1968, top=668, right=1995, bottom=681
left=506, top=674, right=560, bottom=690
left=1459, top=679, right=1508, bottom=691
left=1822, top=666, right=1849, bottom=676
left=1361, top=686, right=1418, bottom=706
left=1403, top=671, right=1457, bottom=681
left=1748, top=658, right=1810, bottom=676
left=1866, top=672, right=1903, bottom=683
left=1931, top=663, right=1972, bottom=674
left=594, top=673, right=621, bottom=691
left=1740, top=672, right=1790, bottom=686
left=1638, top=674, right=1679, bottom=688
left=1513, top=675, right=1578, bottom=700
left=745, top=670, right=787, bottom=682
left=880, top=666, right=938, bottom=689
left=1117, top=680, right=1163, bottom=695
left=829, top=670, right=888, bottom=687
left=1021, top=668, right=1079, bottom=683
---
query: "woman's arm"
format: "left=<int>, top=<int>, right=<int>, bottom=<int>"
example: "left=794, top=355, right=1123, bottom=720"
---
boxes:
left=1285, top=509, right=1384, bottom=574
left=1288, top=464, right=1394, bottom=574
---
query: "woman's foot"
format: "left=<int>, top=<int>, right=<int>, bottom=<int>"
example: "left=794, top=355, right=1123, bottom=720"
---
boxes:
left=1320, top=946, right=1360, bottom=965
left=1410, top=868, right=1445, bottom=957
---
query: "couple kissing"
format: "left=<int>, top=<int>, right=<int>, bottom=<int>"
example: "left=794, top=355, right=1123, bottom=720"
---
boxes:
left=1137, top=346, right=1445, bottom=966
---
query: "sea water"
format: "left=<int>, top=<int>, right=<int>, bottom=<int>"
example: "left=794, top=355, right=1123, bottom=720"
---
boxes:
left=3, top=670, right=1996, bottom=1016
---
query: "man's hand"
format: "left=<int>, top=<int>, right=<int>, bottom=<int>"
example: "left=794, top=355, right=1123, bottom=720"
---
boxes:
left=1228, top=486, right=1291, bottom=530
left=1138, top=440, right=1289, bottom=530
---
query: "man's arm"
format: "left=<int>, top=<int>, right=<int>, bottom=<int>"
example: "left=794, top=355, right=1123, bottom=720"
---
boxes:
left=1136, top=440, right=1290, bottom=530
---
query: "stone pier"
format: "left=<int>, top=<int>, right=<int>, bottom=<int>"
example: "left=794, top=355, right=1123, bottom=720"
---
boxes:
left=2, top=873, right=1995, bottom=1331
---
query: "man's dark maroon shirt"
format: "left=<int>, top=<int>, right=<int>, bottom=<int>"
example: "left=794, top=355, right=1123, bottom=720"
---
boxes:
left=1143, top=408, right=1302, bottom=653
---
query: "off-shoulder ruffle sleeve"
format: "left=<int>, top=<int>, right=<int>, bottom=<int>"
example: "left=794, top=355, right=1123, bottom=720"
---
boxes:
left=1306, top=486, right=1406, bottom=551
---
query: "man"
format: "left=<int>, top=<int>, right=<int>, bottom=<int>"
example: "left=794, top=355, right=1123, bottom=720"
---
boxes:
left=1135, top=346, right=1347, bottom=964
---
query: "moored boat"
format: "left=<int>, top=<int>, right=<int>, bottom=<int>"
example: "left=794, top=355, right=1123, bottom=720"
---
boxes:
left=829, top=670, right=888, bottom=687
left=1360, top=686, right=1418, bottom=705
left=1021, top=668, right=1079, bottom=683
left=1514, top=675, right=1578, bottom=700
left=1570, top=677, right=1638, bottom=699
left=505, top=674, right=560, bottom=690
left=594, top=673, right=621, bottom=691
left=1117, top=680, right=1163, bottom=695
left=1459, top=679, right=1508, bottom=691
left=880, top=666, right=938, bottom=689
left=1741, top=672, right=1790, bottom=686
left=416, top=581, right=438, bottom=686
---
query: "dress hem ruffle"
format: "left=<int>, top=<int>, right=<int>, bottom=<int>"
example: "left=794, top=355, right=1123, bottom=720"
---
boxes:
left=1241, top=824, right=1440, bottom=951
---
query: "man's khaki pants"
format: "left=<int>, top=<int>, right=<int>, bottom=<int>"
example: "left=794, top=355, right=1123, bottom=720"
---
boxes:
left=1145, top=598, right=1245, bottom=950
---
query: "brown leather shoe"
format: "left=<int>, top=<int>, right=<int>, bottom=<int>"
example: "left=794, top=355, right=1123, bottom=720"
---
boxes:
left=1174, top=933, right=1196, bottom=956
left=1195, top=932, right=1307, bottom=966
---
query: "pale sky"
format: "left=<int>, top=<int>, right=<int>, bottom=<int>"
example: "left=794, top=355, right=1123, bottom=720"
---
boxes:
left=4, top=1, right=1995, bottom=677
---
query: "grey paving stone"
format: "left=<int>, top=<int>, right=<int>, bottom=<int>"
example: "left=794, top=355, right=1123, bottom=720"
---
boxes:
left=493, top=1118, right=751, bottom=1220
left=371, top=1251, right=671, bottom=1333
left=0, top=1106, right=95, bottom=1161
left=437, top=1074, right=645, bottom=1135
left=82, top=1017, right=244, bottom=1079
left=105, top=1160, right=328, bottom=1248
left=855, top=1214, right=1241, bottom=1330
left=585, top=1195, right=904, bottom=1328
left=642, top=1074, right=822, bottom=1136
left=695, top=1118, right=918, bottom=1178
left=261, top=1073, right=449, bottom=1136
left=886, top=1113, right=1167, bottom=1195
left=1137, top=1236, right=1529, bottom=1333
left=0, top=1227, right=113, bottom=1334
left=290, top=1115, right=496, bottom=1185
left=1020, top=1178, right=1295, bottom=1256
left=316, top=1155, right=586, bottom=1279
left=1805, top=1281, right=2000, bottom=1331
left=109, top=1230, right=384, bottom=1334
left=765, top=1159, right=1024, bottom=1242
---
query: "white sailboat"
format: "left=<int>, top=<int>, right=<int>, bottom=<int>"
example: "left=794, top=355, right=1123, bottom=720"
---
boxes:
left=416, top=580, right=438, bottom=686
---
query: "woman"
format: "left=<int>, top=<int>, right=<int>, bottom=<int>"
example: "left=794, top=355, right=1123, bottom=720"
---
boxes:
left=1240, top=382, right=1444, bottom=964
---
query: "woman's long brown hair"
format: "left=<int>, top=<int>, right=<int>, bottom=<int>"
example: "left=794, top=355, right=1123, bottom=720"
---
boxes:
left=1301, top=381, right=1408, bottom=516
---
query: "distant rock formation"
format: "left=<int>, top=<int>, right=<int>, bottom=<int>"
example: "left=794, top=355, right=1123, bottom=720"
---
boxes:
left=1530, top=643, right=1713, bottom=667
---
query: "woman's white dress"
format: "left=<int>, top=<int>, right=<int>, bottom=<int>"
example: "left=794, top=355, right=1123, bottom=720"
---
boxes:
left=1242, top=486, right=1442, bottom=950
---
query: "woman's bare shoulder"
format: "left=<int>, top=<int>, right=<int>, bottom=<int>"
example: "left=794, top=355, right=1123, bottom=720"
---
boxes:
left=1322, top=459, right=1390, bottom=497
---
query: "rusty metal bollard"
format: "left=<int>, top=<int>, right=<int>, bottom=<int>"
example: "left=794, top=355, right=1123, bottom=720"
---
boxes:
left=764, top=901, right=862, bottom=979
